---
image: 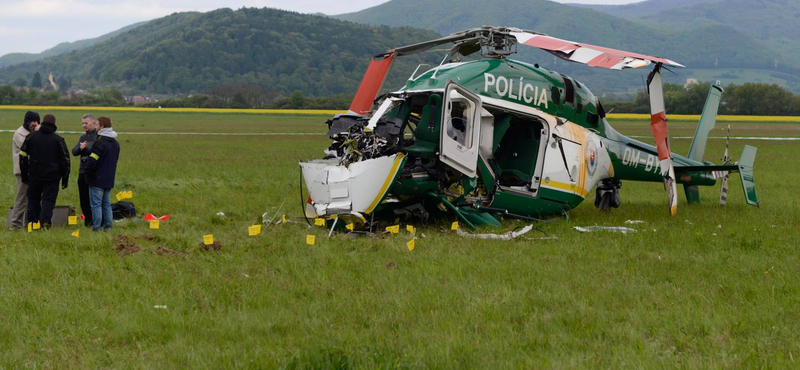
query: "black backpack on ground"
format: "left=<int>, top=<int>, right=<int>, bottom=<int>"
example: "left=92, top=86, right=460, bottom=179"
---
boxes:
left=112, top=201, right=136, bottom=220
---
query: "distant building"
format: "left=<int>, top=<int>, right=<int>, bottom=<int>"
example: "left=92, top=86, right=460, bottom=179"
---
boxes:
left=132, top=95, right=158, bottom=104
left=684, top=78, right=699, bottom=89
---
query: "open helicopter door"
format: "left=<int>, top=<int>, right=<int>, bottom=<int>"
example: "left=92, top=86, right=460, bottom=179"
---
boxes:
left=440, top=81, right=482, bottom=178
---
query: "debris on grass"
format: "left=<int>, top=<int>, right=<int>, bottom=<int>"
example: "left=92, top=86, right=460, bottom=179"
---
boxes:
left=385, top=261, right=396, bottom=269
left=456, top=224, right=536, bottom=240
left=153, top=305, right=167, bottom=309
left=625, top=220, right=646, bottom=224
left=199, top=239, right=223, bottom=251
left=574, top=226, right=637, bottom=234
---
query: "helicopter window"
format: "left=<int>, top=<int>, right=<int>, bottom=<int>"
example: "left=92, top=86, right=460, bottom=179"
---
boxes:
left=562, top=75, right=575, bottom=107
left=576, top=103, right=583, bottom=115
left=551, top=87, right=561, bottom=105
left=445, top=99, right=473, bottom=148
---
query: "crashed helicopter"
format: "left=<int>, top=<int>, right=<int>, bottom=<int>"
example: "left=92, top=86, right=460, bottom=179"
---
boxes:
left=300, top=27, right=758, bottom=229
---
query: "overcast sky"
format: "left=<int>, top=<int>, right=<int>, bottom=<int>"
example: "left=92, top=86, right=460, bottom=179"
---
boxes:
left=0, top=0, right=642, bottom=57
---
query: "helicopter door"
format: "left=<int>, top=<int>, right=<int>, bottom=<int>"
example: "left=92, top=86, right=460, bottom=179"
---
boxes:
left=440, top=81, right=482, bottom=178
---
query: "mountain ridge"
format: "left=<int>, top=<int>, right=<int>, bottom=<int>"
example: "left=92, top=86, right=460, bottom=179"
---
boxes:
left=0, top=21, right=147, bottom=68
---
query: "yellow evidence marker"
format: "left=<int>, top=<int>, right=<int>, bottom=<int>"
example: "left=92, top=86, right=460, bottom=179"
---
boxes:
left=125, top=191, right=133, bottom=199
left=282, top=214, right=286, bottom=224
left=68, top=216, right=78, bottom=225
left=386, top=225, right=400, bottom=234
left=27, top=223, right=32, bottom=233
left=306, top=235, right=316, bottom=245
left=451, top=221, right=458, bottom=231
left=248, top=224, right=262, bottom=236
left=407, top=239, right=415, bottom=251
left=71, top=230, right=80, bottom=238
left=203, top=234, right=214, bottom=245
left=346, top=223, right=354, bottom=231
left=315, top=218, right=325, bottom=226
left=406, top=225, right=414, bottom=234
left=33, top=222, right=40, bottom=230
left=150, top=220, right=160, bottom=229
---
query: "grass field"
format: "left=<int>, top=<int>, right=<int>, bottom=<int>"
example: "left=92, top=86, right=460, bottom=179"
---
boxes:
left=1, top=108, right=798, bottom=368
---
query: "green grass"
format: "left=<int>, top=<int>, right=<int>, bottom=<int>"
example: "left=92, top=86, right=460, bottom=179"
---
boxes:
left=1, top=108, right=798, bottom=368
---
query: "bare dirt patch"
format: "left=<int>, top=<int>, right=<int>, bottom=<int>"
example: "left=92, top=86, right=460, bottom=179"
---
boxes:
left=155, top=245, right=181, bottom=256
left=115, top=242, right=142, bottom=255
left=199, top=239, right=223, bottom=251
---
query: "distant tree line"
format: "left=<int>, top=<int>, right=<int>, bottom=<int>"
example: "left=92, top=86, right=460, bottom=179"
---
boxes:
left=0, top=86, right=127, bottom=106
left=3, top=81, right=800, bottom=114
left=604, top=82, right=800, bottom=115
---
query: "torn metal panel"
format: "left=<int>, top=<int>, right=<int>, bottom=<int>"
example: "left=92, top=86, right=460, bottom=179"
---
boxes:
left=300, top=153, right=406, bottom=216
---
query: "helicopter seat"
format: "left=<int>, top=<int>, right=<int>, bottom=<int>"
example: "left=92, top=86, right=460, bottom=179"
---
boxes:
left=494, top=122, right=540, bottom=187
left=406, top=94, right=441, bottom=159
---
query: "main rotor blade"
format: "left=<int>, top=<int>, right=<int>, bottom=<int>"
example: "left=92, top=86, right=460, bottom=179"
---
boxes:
left=647, top=64, right=678, bottom=216
left=390, top=29, right=484, bottom=56
left=510, top=31, right=683, bottom=70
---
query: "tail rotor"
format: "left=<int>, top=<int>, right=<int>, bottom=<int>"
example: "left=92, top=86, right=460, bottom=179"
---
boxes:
left=718, top=125, right=731, bottom=206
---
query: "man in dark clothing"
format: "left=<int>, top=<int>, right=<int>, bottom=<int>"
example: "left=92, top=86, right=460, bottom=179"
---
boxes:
left=10, top=111, right=39, bottom=230
left=19, top=114, right=70, bottom=228
left=72, top=114, right=98, bottom=227
left=85, top=116, right=120, bottom=231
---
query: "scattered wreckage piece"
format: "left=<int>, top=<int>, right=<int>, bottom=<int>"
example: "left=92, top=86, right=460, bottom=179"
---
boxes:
left=574, top=226, right=637, bottom=234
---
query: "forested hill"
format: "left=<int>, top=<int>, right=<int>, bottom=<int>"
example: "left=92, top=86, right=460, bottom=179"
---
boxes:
left=0, top=8, right=442, bottom=96
left=566, top=0, right=722, bottom=18
left=0, top=22, right=146, bottom=68
left=334, top=0, right=789, bottom=72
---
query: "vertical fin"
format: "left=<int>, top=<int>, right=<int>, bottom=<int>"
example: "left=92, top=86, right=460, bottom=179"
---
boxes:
left=737, top=145, right=758, bottom=207
left=688, top=83, right=723, bottom=162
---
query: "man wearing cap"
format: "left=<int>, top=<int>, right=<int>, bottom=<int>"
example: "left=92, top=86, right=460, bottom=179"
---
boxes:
left=72, top=114, right=98, bottom=227
left=9, top=111, right=40, bottom=230
left=19, top=114, right=70, bottom=228
left=85, top=116, right=120, bottom=231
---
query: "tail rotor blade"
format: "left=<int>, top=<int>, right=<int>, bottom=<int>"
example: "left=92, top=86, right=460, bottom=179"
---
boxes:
left=719, top=124, right=730, bottom=206
left=719, top=175, right=729, bottom=206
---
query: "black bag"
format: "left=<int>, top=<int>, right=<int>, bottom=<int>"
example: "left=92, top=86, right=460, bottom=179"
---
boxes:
left=112, top=201, right=136, bottom=220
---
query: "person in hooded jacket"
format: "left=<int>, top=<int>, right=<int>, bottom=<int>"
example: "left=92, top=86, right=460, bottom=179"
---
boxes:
left=85, top=116, right=120, bottom=231
left=19, top=114, right=70, bottom=228
left=72, top=114, right=98, bottom=227
left=9, top=111, right=40, bottom=230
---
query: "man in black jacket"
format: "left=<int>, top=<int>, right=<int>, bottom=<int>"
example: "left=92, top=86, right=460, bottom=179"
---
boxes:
left=72, top=114, right=98, bottom=227
left=19, top=114, right=70, bottom=228
left=85, top=116, right=120, bottom=231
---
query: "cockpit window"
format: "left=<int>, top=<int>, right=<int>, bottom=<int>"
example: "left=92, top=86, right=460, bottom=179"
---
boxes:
left=445, top=99, right=472, bottom=147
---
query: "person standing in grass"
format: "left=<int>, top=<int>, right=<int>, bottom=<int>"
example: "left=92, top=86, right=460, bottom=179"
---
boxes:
left=9, top=111, right=40, bottom=230
left=72, top=114, right=98, bottom=227
left=85, top=116, right=120, bottom=231
left=19, top=114, right=70, bottom=229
